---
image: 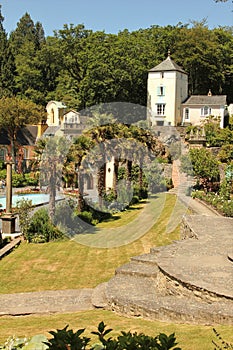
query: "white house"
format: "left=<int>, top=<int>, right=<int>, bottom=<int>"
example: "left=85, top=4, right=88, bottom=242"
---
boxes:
left=147, top=54, right=229, bottom=129
left=147, top=52, right=188, bottom=127
left=44, top=101, right=87, bottom=138
left=182, top=91, right=228, bottom=128
left=46, top=101, right=67, bottom=126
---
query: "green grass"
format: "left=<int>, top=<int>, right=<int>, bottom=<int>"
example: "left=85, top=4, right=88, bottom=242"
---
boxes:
left=0, top=310, right=233, bottom=349
left=0, top=193, right=182, bottom=293
left=1, top=193, right=231, bottom=348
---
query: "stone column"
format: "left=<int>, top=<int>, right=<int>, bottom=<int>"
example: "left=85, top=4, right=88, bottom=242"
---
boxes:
left=1, top=161, right=16, bottom=234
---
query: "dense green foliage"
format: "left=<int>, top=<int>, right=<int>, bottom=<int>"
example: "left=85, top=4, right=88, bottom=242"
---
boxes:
left=16, top=198, right=33, bottom=239
left=180, top=148, right=220, bottom=184
left=26, top=208, right=64, bottom=243
left=0, top=322, right=180, bottom=350
left=0, top=7, right=232, bottom=109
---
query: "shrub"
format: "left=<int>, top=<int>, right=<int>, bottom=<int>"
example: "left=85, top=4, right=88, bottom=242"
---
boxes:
left=222, top=201, right=233, bottom=217
left=24, top=172, right=39, bottom=187
left=219, top=179, right=231, bottom=200
left=78, top=210, right=98, bottom=225
left=44, top=321, right=181, bottom=350
left=16, top=198, right=33, bottom=240
left=87, top=204, right=112, bottom=222
left=54, top=200, right=99, bottom=236
left=12, top=173, right=25, bottom=187
left=130, top=195, right=140, bottom=205
left=27, top=208, right=64, bottom=243
left=0, top=334, right=48, bottom=349
left=133, top=184, right=148, bottom=199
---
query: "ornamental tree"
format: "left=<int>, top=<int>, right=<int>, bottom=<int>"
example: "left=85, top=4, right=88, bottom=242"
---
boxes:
left=0, top=96, right=45, bottom=167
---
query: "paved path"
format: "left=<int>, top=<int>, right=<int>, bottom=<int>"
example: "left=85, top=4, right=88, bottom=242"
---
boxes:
left=0, top=193, right=223, bottom=316
left=0, top=289, right=94, bottom=316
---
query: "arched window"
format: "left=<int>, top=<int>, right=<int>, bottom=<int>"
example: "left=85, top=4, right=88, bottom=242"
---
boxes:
left=185, top=108, right=189, bottom=120
left=51, top=109, right=55, bottom=124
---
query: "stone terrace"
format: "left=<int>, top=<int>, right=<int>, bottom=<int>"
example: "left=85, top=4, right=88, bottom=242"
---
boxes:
left=102, top=214, right=233, bottom=325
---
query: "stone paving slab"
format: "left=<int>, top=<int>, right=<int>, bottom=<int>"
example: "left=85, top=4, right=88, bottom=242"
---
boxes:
left=158, top=216, right=233, bottom=299
left=0, top=289, right=94, bottom=316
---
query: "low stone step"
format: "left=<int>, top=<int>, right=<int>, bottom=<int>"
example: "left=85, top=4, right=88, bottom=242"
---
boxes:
left=92, top=282, right=108, bottom=308
left=107, top=287, right=233, bottom=325
left=106, top=274, right=156, bottom=303
left=115, top=261, right=158, bottom=278
left=131, top=253, right=158, bottom=265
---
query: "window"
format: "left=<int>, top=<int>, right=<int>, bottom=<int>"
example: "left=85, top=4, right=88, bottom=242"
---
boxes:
left=0, top=148, right=5, bottom=161
left=156, top=104, right=165, bottom=115
left=157, top=86, right=165, bottom=96
left=23, top=148, right=28, bottom=160
left=51, top=109, right=54, bottom=124
left=160, top=72, right=164, bottom=78
left=201, top=106, right=211, bottom=116
left=185, top=108, right=189, bottom=120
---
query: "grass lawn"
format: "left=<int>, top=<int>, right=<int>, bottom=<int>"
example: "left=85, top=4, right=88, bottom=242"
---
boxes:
left=1, top=193, right=232, bottom=348
left=0, top=310, right=233, bottom=349
left=0, top=193, right=183, bottom=293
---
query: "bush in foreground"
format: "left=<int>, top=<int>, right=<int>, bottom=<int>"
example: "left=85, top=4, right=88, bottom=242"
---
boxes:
left=0, top=322, right=181, bottom=350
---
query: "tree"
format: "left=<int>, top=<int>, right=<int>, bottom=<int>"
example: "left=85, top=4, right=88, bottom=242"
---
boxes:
left=0, top=6, right=16, bottom=97
left=8, top=13, right=46, bottom=101
left=65, top=135, right=94, bottom=211
left=39, top=136, right=71, bottom=220
left=0, top=97, right=45, bottom=167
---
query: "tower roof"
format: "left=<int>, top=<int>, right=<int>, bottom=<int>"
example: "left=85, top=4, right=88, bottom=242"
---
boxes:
left=149, top=55, right=187, bottom=74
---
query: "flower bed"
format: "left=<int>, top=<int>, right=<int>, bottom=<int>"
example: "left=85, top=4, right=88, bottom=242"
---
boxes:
left=191, top=190, right=233, bottom=217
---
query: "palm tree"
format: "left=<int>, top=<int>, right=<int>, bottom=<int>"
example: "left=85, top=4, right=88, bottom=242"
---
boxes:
left=68, top=135, right=94, bottom=211
left=39, top=136, right=71, bottom=220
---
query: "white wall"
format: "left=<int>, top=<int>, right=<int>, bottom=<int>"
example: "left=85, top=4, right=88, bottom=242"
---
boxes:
left=147, top=71, right=188, bottom=126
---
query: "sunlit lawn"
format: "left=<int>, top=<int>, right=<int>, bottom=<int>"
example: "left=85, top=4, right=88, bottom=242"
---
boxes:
left=0, top=193, right=181, bottom=293
left=1, top=193, right=232, bottom=348
left=0, top=310, right=233, bottom=350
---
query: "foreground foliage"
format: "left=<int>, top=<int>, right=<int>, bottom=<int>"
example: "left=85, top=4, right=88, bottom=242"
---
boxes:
left=0, top=322, right=181, bottom=350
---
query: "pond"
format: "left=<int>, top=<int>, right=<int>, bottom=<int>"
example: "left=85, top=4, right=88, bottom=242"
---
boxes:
left=0, top=193, right=51, bottom=210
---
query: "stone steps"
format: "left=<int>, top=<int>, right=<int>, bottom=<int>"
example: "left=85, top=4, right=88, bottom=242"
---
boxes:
left=115, top=261, right=158, bottom=278
left=105, top=270, right=233, bottom=325
left=106, top=286, right=233, bottom=325
left=102, top=217, right=233, bottom=325
left=131, top=252, right=159, bottom=265
left=106, top=275, right=157, bottom=302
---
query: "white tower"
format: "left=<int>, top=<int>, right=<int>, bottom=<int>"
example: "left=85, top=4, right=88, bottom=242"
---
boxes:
left=147, top=52, right=188, bottom=126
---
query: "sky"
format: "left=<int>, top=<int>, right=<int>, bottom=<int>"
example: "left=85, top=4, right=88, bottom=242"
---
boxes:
left=0, top=0, right=232, bottom=36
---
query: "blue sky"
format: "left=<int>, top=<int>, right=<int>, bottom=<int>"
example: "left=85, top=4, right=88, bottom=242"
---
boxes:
left=0, top=0, right=232, bottom=36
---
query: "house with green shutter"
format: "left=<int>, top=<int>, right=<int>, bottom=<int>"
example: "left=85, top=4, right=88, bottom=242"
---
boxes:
left=147, top=53, right=229, bottom=128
